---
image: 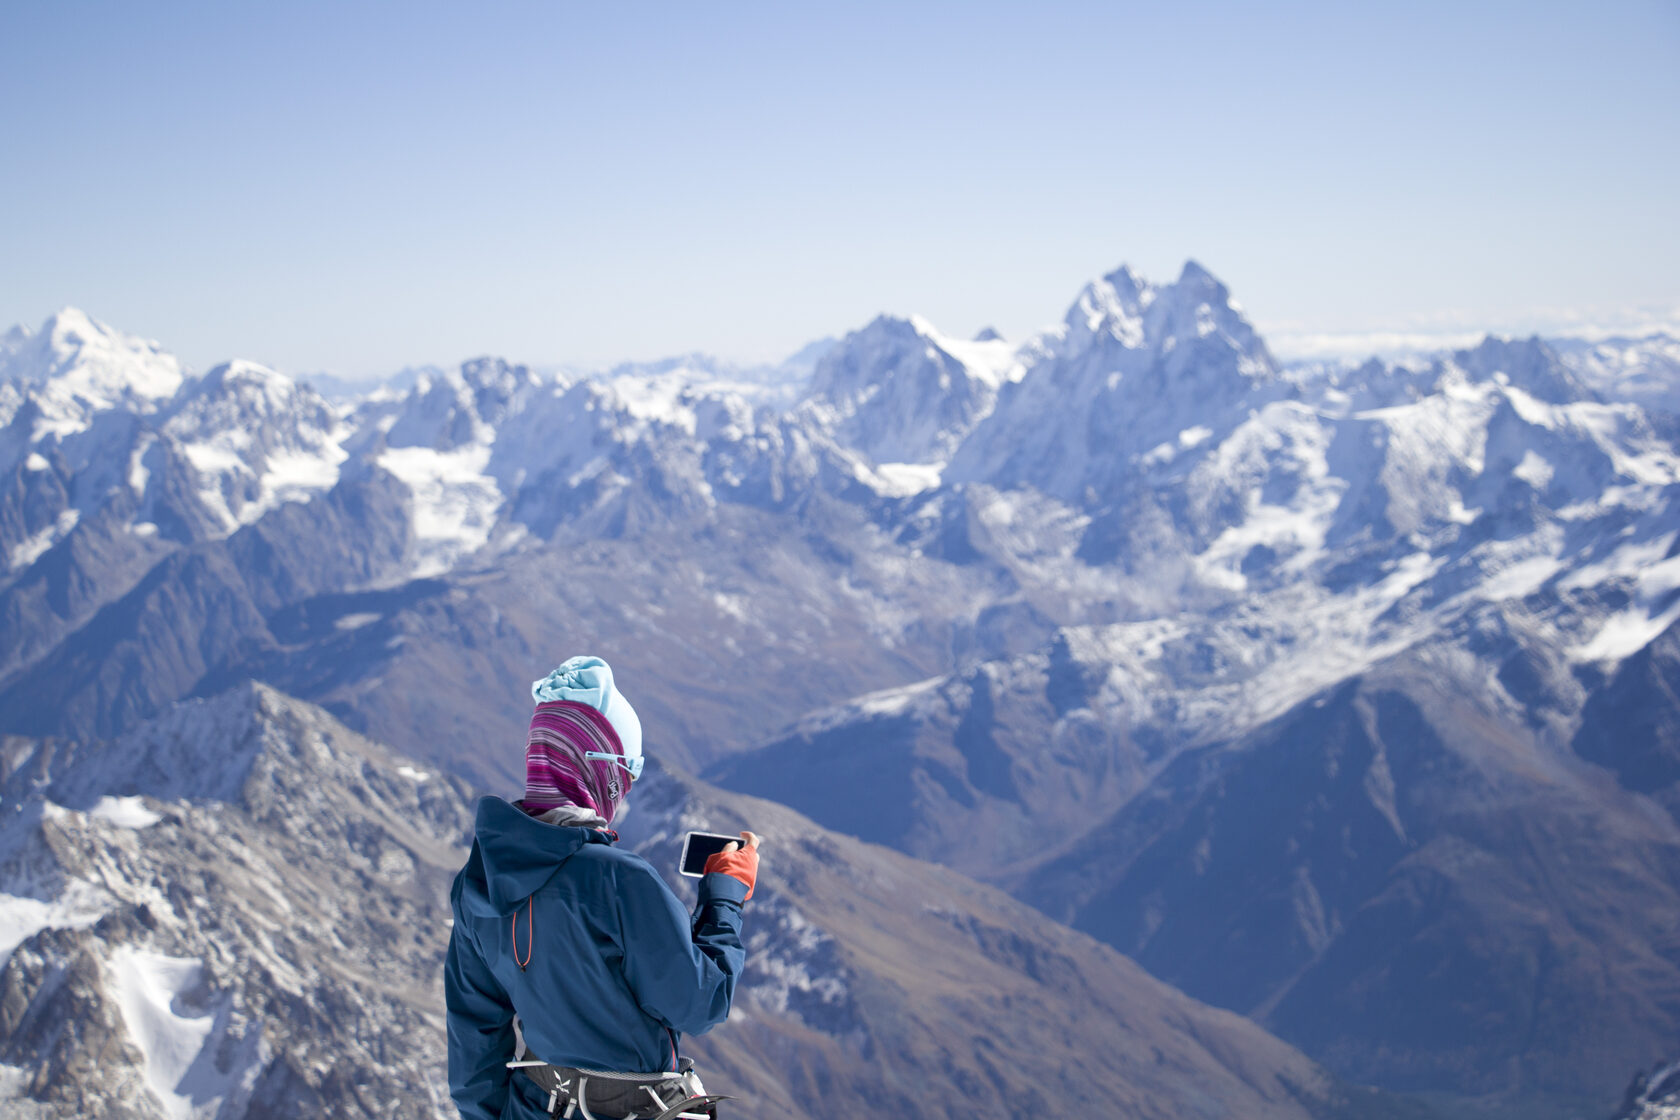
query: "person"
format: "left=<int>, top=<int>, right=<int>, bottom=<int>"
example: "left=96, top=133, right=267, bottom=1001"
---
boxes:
left=446, top=656, right=760, bottom=1119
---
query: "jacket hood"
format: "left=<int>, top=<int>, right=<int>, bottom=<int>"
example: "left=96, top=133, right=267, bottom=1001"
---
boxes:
left=467, top=796, right=614, bottom=913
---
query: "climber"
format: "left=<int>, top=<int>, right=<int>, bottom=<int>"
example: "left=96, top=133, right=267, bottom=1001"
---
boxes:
left=445, top=655, right=759, bottom=1119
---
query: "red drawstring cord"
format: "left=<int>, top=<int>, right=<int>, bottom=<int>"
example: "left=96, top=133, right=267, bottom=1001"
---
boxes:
left=512, top=895, right=533, bottom=970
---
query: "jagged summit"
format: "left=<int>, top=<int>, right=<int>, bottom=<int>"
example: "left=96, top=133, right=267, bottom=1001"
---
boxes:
left=946, top=260, right=1279, bottom=502
left=802, top=312, right=1020, bottom=465
left=1456, top=333, right=1590, bottom=404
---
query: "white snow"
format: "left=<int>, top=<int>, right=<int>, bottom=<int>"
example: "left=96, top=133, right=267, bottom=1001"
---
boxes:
left=0, top=881, right=109, bottom=968
left=851, top=676, right=944, bottom=718
left=128, top=433, right=154, bottom=494
left=1478, top=552, right=1562, bottom=602
left=24, top=452, right=49, bottom=472
left=0, top=1062, right=31, bottom=1101
left=180, top=441, right=246, bottom=477
left=179, top=441, right=246, bottom=531
left=1511, top=450, right=1553, bottom=490
left=395, top=765, right=430, bottom=782
left=9, top=508, right=78, bottom=571
left=90, top=795, right=163, bottom=829
left=162, top=363, right=351, bottom=531
left=870, top=461, right=943, bottom=497
left=377, top=443, right=503, bottom=577
left=333, top=612, right=381, bottom=631
left=2, top=309, right=184, bottom=421
left=794, top=675, right=945, bottom=734
left=602, top=373, right=700, bottom=436
left=926, top=326, right=1023, bottom=389
left=1577, top=598, right=1680, bottom=663
left=258, top=445, right=348, bottom=505
left=108, top=946, right=219, bottom=1120
left=1573, top=549, right=1680, bottom=662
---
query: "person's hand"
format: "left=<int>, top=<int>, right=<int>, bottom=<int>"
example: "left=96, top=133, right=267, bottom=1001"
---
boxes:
left=704, top=831, right=761, bottom=900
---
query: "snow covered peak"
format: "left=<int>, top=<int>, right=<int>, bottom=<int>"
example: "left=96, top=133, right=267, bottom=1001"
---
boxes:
left=804, top=313, right=1021, bottom=465
left=1050, top=260, right=1269, bottom=375
left=195, top=358, right=298, bottom=403
left=46, top=306, right=103, bottom=345
left=384, top=356, right=540, bottom=453
left=1455, top=335, right=1587, bottom=405
left=162, top=359, right=348, bottom=532
left=1062, top=267, right=1152, bottom=349
left=947, top=262, right=1279, bottom=502
left=2, top=308, right=185, bottom=408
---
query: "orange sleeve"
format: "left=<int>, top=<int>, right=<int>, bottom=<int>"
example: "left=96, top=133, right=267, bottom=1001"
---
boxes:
left=703, top=847, right=758, bottom=901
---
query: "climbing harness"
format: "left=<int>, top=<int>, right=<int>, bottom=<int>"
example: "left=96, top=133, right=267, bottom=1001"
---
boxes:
left=507, top=1058, right=730, bottom=1119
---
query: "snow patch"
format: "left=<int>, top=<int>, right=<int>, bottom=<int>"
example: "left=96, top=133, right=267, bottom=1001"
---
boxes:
left=851, top=677, right=943, bottom=718
left=259, top=445, right=347, bottom=506
left=0, top=1062, right=32, bottom=1102
left=1479, top=553, right=1562, bottom=602
left=0, top=881, right=109, bottom=968
left=1178, top=425, right=1213, bottom=449
left=871, top=462, right=943, bottom=497
left=1574, top=549, right=1680, bottom=663
left=395, top=765, right=429, bottom=782
left=794, top=676, right=945, bottom=735
left=334, top=612, right=381, bottom=631
left=129, top=433, right=156, bottom=494
left=1511, top=450, right=1553, bottom=490
left=377, top=443, right=503, bottom=578
left=603, top=373, right=699, bottom=436
left=1576, top=598, right=1680, bottom=663
left=108, top=946, right=220, bottom=1120
left=90, top=795, right=163, bottom=829
left=9, top=508, right=78, bottom=571
left=928, top=330, right=1023, bottom=389
left=24, top=452, right=49, bottom=472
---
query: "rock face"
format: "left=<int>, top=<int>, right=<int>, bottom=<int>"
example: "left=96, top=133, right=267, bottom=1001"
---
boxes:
left=0, top=685, right=1374, bottom=1120
left=0, top=684, right=476, bottom=1119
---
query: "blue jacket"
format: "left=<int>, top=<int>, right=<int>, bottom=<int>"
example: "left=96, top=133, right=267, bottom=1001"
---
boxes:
left=446, top=796, right=749, bottom=1119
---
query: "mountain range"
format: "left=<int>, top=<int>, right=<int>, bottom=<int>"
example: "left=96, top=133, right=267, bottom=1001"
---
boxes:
left=2, top=264, right=1677, bottom=1117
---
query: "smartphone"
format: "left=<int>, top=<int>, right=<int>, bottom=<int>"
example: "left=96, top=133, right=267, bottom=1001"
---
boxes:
left=679, top=831, right=741, bottom=878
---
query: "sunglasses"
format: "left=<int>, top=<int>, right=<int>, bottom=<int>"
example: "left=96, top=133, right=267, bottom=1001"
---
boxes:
left=585, top=751, right=644, bottom=781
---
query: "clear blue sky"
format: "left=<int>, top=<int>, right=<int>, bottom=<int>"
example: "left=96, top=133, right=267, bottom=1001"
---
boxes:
left=3, top=1, right=1677, bottom=375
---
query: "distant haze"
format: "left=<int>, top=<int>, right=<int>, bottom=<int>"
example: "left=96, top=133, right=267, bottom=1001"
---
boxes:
left=1, top=1, right=1676, bottom=377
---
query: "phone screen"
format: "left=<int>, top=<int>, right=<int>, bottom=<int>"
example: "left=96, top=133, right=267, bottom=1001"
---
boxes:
left=680, top=831, right=740, bottom=877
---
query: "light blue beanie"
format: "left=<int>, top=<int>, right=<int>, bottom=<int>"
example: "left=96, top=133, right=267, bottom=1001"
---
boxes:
left=531, top=655, right=643, bottom=764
